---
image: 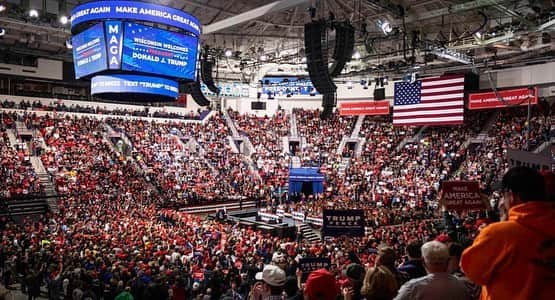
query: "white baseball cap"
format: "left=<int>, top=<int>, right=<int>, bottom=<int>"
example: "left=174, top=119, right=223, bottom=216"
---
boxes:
left=255, top=265, right=287, bottom=287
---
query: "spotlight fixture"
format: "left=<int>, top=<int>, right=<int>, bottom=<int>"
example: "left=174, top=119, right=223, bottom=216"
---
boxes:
left=0, top=28, right=5, bottom=37
left=224, top=49, right=233, bottom=57
left=59, top=15, right=68, bottom=25
left=301, top=56, right=307, bottom=63
left=352, top=51, right=361, bottom=59
left=383, top=76, right=388, bottom=85
left=377, top=19, right=392, bottom=35
left=259, top=54, right=267, bottom=61
left=65, top=39, right=72, bottom=49
left=0, top=4, right=6, bottom=12
left=29, top=9, right=39, bottom=18
left=474, top=31, right=483, bottom=39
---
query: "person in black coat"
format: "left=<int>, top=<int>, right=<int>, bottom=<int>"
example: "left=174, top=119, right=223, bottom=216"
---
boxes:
left=398, top=241, right=427, bottom=280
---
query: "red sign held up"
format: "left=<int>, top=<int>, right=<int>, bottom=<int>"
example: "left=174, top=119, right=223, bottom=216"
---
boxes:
left=339, top=101, right=390, bottom=116
left=468, top=87, right=538, bottom=110
left=440, top=181, right=486, bottom=211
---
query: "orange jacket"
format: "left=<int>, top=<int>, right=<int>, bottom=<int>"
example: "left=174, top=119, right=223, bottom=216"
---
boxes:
left=461, top=201, right=555, bottom=300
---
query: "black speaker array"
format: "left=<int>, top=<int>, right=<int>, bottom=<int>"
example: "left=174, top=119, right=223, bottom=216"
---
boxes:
left=200, top=56, right=220, bottom=94
left=304, top=20, right=336, bottom=94
left=329, top=22, right=355, bottom=77
left=320, top=92, right=337, bottom=119
left=182, top=81, right=211, bottom=106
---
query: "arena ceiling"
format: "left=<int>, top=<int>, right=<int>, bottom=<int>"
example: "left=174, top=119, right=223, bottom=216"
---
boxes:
left=0, top=0, right=554, bottom=80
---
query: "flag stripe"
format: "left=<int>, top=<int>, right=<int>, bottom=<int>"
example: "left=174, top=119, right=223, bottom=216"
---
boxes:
left=393, top=120, right=464, bottom=126
left=422, top=86, right=463, bottom=94
left=394, top=101, right=462, bottom=110
left=393, top=74, right=465, bottom=126
left=393, top=105, right=464, bottom=114
left=393, top=116, right=464, bottom=124
left=393, top=112, right=464, bottom=120
left=421, top=93, right=464, bottom=101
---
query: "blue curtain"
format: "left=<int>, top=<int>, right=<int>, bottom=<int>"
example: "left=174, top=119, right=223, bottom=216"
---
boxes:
left=288, top=167, right=325, bottom=195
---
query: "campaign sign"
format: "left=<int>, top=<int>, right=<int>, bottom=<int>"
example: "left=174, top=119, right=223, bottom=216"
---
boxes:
left=468, top=87, right=538, bottom=110
left=440, top=181, right=484, bottom=211
left=299, top=258, right=331, bottom=282
left=339, top=101, right=390, bottom=116
left=91, top=74, right=179, bottom=99
left=322, top=209, right=365, bottom=237
left=70, top=1, right=201, bottom=36
left=122, top=22, right=199, bottom=80
left=104, top=21, right=123, bottom=70
left=72, top=23, right=108, bottom=79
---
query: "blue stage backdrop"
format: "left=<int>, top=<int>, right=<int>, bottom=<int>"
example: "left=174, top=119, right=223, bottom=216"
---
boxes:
left=121, top=22, right=198, bottom=80
left=288, top=167, right=324, bottom=195
left=72, top=23, right=108, bottom=79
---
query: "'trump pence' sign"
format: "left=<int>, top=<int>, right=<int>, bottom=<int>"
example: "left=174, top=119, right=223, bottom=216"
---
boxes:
left=299, top=257, right=331, bottom=282
left=322, top=209, right=365, bottom=237
left=441, top=181, right=485, bottom=211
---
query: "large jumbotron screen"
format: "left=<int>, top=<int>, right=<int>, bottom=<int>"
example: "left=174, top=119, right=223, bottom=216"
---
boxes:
left=72, top=22, right=198, bottom=81
left=72, top=23, right=108, bottom=79
left=121, top=22, right=199, bottom=80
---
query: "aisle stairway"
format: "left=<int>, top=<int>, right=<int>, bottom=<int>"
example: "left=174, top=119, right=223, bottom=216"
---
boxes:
left=32, top=156, right=57, bottom=214
left=290, top=112, right=298, bottom=137
left=337, top=136, right=348, bottom=155
left=299, top=223, right=321, bottom=243
left=6, top=128, right=17, bottom=146
left=223, top=109, right=240, bottom=138
left=351, top=115, right=365, bottom=138
left=396, top=126, right=427, bottom=152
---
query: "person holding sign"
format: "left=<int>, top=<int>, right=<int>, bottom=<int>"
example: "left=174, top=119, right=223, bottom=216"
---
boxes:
left=461, top=166, right=555, bottom=300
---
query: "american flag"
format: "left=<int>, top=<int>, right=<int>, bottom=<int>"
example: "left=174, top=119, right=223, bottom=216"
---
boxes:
left=393, top=75, right=465, bottom=126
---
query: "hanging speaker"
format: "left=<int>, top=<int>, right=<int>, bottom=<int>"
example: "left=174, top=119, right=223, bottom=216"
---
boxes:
left=304, top=20, right=336, bottom=94
left=201, top=56, right=220, bottom=94
left=329, top=21, right=355, bottom=77
left=182, top=81, right=210, bottom=106
left=320, top=92, right=337, bottom=119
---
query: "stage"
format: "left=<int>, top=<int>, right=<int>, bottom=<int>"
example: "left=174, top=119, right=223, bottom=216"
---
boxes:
left=211, top=208, right=298, bottom=239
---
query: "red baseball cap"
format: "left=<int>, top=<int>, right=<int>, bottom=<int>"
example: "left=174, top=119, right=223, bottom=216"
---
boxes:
left=304, top=269, right=340, bottom=300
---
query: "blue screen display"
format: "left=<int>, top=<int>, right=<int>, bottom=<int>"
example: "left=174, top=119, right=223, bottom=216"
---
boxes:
left=121, top=22, right=198, bottom=80
left=91, top=74, right=179, bottom=99
left=72, top=23, right=108, bottom=79
left=70, top=1, right=201, bottom=37
left=262, top=77, right=317, bottom=96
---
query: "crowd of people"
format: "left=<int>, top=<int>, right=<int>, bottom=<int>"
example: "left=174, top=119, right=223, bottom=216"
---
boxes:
left=0, top=113, right=43, bottom=198
left=1, top=100, right=205, bottom=121
left=0, top=104, right=554, bottom=300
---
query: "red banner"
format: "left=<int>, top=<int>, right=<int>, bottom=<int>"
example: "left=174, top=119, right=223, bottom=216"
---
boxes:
left=339, top=101, right=390, bottom=116
left=440, top=181, right=486, bottom=211
left=468, top=87, right=538, bottom=110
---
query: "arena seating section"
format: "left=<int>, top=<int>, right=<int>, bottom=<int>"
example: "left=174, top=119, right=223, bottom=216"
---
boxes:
left=0, top=104, right=553, bottom=299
